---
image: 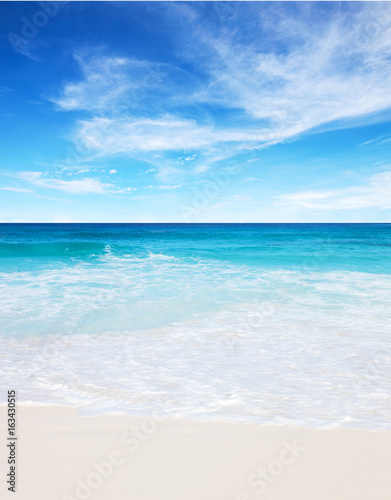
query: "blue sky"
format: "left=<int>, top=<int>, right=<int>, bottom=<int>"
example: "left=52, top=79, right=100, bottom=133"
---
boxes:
left=1, top=1, right=391, bottom=222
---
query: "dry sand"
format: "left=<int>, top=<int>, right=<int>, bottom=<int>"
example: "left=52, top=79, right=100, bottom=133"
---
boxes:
left=1, top=405, right=390, bottom=500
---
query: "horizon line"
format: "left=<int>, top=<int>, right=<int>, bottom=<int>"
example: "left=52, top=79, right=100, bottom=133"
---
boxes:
left=1, top=222, right=391, bottom=225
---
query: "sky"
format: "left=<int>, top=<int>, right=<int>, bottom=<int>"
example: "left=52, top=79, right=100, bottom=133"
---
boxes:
left=1, top=1, right=391, bottom=223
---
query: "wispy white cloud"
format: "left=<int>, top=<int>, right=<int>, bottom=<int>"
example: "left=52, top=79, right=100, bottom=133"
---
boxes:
left=275, top=170, right=391, bottom=210
left=50, top=52, right=167, bottom=114
left=115, top=186, right=137, bottom=193
left=144, top=185, right=182, bottom=190
left=184, top=154, right=197, bottom=161
left=73, top=116, right=263, bottom=154
left=359, top=134, right=391, bottom=147
left=16, top=171, right=112, bottom=195
left=49, top=3, right=391, bottom=181
left=193, top=164, right=209, bottom=174
left=191, top=3, right=391, bottom=145
left=0, top=187, right=34, bottom=193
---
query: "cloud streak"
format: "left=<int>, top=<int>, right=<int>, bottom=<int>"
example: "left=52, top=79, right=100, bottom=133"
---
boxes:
left=50, top=52, right=167, bottom=114
left=73, top=116, right=265, bottom=154
left=16, top=172, right=112, bottom=195
left=0, top=187, right=34, bottom=193
left=275, top=171, right=391, bottom=210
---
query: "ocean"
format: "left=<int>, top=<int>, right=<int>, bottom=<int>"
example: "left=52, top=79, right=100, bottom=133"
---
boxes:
left=1, top=223, right=390, bottom=429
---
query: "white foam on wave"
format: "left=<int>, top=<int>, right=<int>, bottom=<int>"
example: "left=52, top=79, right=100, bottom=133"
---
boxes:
left=1, top=253, right=391, bottom=429
left=1, top=284, right=390, bottom=429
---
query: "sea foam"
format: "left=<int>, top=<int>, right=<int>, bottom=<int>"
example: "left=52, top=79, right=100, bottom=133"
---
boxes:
left=1, top=223, right=390, bottom=429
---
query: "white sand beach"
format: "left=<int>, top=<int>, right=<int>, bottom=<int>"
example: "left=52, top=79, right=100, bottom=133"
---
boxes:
left=1, top=405, right=391, bottom=500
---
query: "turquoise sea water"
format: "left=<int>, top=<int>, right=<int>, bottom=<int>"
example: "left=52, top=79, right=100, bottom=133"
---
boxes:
left=1, top=223, right=391, bottom=272
left=1, top=223, right=390, bottom=428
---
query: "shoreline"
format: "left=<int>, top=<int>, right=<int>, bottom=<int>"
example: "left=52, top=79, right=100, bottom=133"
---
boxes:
left=1, top=405, right=391, bottom=499
left=1, top=402, right=391, bottom=432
